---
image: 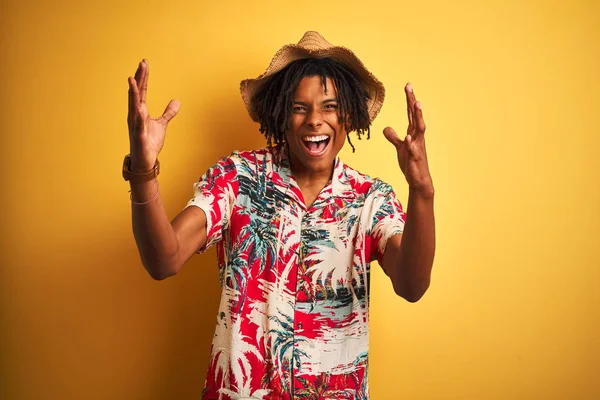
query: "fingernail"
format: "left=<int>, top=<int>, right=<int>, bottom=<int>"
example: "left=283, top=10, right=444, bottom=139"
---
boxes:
left=416, top=101, right=421, bottom=109
left=407, top=83, right=413, bottom=92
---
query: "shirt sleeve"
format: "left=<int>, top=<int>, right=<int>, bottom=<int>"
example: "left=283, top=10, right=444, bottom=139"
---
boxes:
left=370, top=181, right=406, bottom=264
left=185, top=153, right=239, bottom=253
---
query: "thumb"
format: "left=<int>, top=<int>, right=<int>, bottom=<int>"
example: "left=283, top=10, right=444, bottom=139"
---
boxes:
left=383, top=126, right=403, bottom=148
left=159, top=99, right=181, bottom=125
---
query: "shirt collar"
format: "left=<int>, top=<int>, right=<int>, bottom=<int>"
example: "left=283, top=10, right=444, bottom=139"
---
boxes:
left=331, top=157, right=355, bottom=199
left=272, top=144, right=356, bottom=203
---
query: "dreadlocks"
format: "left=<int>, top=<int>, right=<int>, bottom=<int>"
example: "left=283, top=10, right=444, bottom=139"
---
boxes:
left=251, top=57, right=371, bottom=153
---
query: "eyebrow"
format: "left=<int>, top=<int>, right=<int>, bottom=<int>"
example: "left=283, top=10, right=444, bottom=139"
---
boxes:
left=293, top=98, right=338, bottom=105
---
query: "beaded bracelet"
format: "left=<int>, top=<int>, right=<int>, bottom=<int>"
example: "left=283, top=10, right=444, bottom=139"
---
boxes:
left=130, top=181, right=160, bottom=205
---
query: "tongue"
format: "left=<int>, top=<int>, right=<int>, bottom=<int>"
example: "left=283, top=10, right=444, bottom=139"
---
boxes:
left=307, top=140, right=326, bottom=153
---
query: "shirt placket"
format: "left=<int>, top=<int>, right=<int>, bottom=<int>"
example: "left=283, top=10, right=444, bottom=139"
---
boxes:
left=291, top=207, right=308, bottom=399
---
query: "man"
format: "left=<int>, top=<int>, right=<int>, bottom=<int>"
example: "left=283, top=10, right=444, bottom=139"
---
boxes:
left=124, top=31, right=435, bottom=400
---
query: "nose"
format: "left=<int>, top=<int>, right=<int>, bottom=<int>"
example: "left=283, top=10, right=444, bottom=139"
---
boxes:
left=306, top=109, right=323, bottom=129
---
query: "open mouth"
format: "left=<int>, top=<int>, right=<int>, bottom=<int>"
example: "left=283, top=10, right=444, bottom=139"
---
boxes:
left=302, top=135, right=331, bottom=156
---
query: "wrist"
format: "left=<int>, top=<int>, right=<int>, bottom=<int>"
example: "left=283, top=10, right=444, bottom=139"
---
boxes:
left=128, top=144, right=158, bottom=172
left=129, top=158, right=156, bottom=173
left=122, top=154, right=160, bottom=183
left=408, top=181, right=435, bottom=200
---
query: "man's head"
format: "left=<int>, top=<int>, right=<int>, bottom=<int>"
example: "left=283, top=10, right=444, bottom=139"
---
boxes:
left=240, top=31, right=385, bottom=175
left=252, top=57, right=371, bottom=150
left=241, top=32, right=385, bottom=135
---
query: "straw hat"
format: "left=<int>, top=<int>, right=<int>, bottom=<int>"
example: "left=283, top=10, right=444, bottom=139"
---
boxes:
left=240, top=31, right=385, bottom=123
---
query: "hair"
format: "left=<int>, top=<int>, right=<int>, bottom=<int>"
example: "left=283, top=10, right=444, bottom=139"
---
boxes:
left=251, top=57, right=371, bottom=152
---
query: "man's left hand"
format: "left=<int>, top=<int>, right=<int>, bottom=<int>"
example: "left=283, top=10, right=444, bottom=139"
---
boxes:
left=383, top=83, right=433, bottom=197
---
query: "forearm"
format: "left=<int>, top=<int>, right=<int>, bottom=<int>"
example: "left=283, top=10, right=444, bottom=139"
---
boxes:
left=130, top=179, right=180, bottom=280
left=391, top=187, right=436, bottom=302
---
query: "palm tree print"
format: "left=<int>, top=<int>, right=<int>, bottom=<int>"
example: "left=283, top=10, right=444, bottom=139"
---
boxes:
left=186, top=147, right=406, bottom=399
left=268, top=312, right=310, bottom=376
left=294, top=372, right=356, bottom=399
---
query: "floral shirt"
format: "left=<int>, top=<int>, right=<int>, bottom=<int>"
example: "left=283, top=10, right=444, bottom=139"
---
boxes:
left=186, top=145, right=405, bottom=400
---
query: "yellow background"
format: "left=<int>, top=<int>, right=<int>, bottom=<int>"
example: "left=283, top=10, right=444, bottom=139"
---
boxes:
left=1, top=0, right=599, bottom=399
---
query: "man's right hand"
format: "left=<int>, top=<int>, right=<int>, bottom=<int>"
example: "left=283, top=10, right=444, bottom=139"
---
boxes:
left=127, top=59, right=181, bottom=172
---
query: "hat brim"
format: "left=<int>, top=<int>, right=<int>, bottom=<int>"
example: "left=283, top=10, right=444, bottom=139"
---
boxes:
left=240, top=43, right=385, bottom=124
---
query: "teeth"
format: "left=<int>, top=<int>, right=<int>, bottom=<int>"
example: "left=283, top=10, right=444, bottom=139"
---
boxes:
left=303, top=135, right=329, bottom=142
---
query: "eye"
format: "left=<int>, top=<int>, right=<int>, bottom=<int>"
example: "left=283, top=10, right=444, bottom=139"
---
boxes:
left=324, top=104, right=338, bottom=110
left=292, top=106, right=307, bottom=113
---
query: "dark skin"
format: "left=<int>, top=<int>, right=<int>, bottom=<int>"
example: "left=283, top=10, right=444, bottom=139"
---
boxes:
left=127, top=60, right=435, bottom=303
left=284, top=76, right=348, bottom=208
left=381, top=83, right=435, bottom=302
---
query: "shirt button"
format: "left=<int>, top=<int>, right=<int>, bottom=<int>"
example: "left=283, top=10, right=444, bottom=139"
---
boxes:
left=298, top=323, right=303, bottom=330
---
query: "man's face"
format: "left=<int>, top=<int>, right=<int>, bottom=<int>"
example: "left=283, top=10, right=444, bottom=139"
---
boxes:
left=285, top=76, right=348, bottom=176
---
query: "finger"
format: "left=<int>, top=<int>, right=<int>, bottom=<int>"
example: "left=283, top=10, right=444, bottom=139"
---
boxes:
left=405, top=134, right=420, bottom=155
left=128, top=77, right=141, bottom=132
left=405, top=134, right=424, bottom=160
left=405, top=83, right=414, bottom=127
left=410, top=100, right=418, bottom=136
left=413, top=101, right=426, bottom=135
left=140, top=59, right=149, bottom=105
left=128, top=78, right=133, bottom=130
left=408, top=82, right=417, bottom=104
left=134, top=61, right=143, bottom=87
left=159, top=99, right=181, bottom=125
left=409, top=83, right=420, bottom=122
left=129, top=76, right=141, bottom=107
left=128, top=77, right=141, bottom=134
left=383, top=126, right=404, bottom=148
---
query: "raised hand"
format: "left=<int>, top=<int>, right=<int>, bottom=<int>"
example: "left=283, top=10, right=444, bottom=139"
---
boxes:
left=128, top=59, right=181, bottom=172
left=383, top=83, right=433, bottom=195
